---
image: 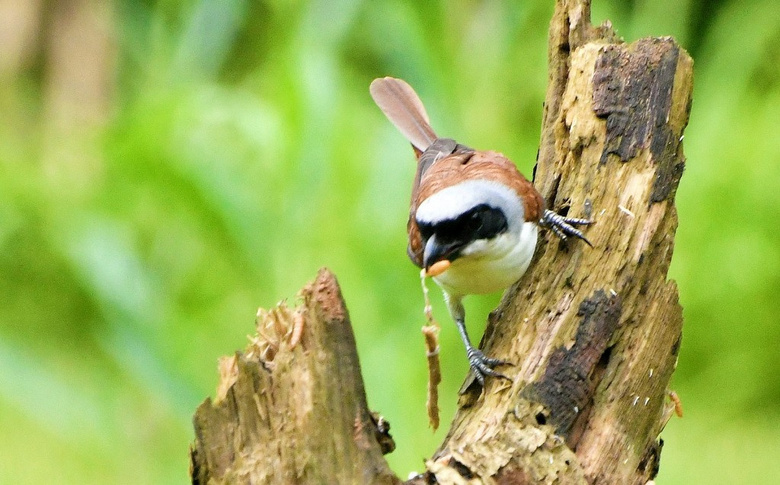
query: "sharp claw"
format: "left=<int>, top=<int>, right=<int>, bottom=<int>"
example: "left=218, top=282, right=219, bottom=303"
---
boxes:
left=474, top=370, right=485, bottom=387
left=467, top=348, right=512, bottom=386
left=542, top=209, right=593, bottom=246
left=581, top=235, right=594, bottom=247
left=483, top=355, right=511, bottom=368
left=549, top=223, right=567, bottom=241
left=561, top=216, right=593, bottom=226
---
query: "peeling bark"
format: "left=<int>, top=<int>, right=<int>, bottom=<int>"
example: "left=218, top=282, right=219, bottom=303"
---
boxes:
left=426, top=1, right=692, bottom=483
left=189, top=1, right=692, bottom=483
left=190, top=270, right=400, bottom=485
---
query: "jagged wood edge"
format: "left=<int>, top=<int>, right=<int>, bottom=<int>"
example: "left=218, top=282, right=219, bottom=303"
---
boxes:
left=417, top=1, right=692, bottom=484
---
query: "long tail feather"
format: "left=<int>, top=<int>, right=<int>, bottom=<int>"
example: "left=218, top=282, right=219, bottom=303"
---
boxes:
left=370, top=77, right=437, bottom=151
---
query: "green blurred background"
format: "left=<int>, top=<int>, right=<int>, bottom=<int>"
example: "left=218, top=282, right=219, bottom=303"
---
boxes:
left=1, top=0, right=778, bottom=483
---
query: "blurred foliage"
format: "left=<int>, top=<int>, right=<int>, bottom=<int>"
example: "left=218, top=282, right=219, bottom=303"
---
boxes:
left=1, top=0, right=779, bottom=483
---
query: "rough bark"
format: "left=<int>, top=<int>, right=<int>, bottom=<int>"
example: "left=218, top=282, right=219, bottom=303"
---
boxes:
left=423, top=1, right=692, bottom=483
left=190, top=269, right=400, bottom=484
left=190, top=0, right=692, bottom=483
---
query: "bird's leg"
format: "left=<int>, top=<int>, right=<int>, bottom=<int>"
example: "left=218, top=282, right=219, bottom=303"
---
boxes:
left=446, top=295, right=509, bottom=386
left=541, top=209, right=593, bottom=246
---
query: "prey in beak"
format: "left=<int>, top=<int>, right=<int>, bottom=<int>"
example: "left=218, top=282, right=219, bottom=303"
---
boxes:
left=422, top=234, right=461, bottom=277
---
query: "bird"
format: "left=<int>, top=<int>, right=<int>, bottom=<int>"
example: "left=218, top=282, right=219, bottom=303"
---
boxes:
left=369, top=76, right=592, bottom=386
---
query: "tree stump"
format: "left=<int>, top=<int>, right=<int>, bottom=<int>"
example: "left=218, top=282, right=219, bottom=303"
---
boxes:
left=189, top=0, right=693, bottom=483
left=190, top=270, right=400, bottom=484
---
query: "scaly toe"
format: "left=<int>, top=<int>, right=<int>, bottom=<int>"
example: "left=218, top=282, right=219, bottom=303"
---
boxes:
left=467, top=348, right=512, bottom=385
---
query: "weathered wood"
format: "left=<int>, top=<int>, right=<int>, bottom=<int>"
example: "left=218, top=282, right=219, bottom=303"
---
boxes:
left=190, top=269, right=400, bottom=485
left=189, top=0, right=692, bottom=483
left=423, top=1, right=692, bottom=483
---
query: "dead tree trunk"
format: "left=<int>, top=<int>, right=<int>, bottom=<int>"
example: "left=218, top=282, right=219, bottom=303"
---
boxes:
left=189, top=1, right=693, bottom=483
left=189, top=271, right=400, bottom=484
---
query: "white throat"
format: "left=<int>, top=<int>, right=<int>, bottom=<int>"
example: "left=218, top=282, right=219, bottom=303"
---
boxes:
left=433, top=221, right=538, bottom=297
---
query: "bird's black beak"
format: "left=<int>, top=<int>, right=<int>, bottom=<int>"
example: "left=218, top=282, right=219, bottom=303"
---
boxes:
left=423, top=235, right=461, bottom=271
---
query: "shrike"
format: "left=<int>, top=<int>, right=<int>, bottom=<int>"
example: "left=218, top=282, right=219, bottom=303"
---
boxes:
left=370, top=77, right=591, bottom=385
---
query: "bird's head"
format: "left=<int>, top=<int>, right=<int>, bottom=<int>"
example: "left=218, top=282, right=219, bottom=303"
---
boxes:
left=415, top=179, right=526, bottom=274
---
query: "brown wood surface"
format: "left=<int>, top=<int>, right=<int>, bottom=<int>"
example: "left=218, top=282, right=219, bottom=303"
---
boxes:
left=424, top=1, right=692, bottom=483
left=189, top=1, right=693, bottom=483
left=190, top=269, right=400, bottom=485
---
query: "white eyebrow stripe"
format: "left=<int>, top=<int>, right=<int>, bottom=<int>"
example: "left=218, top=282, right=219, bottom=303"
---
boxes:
left=415, top=179, right=525, bottom=228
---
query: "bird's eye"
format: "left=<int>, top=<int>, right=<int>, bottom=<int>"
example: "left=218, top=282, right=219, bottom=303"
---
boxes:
left=468, top=211, right=483, bottom=231
left=465, top=205, right=508, bottom=241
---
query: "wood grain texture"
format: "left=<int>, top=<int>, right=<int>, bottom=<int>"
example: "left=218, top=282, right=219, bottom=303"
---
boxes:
left=190, top=269, right=400, bottom=485
left=189, top=1, right=692, bottom=483
left=422, top=1, right=692, bottom=483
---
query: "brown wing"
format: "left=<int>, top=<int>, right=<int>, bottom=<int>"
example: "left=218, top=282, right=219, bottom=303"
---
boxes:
left=407, top=150, right=544, bottom=267
left=369, top=78, right=544, bottom=267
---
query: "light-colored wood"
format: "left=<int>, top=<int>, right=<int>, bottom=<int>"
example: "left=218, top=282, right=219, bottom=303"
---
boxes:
left=426, top=1, right=692, bottom=483
left=190, top=269, right=400, bottom=485
left=189, top=1, right=692, bottom=483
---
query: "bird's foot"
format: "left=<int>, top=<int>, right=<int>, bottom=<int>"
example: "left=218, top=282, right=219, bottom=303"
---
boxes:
left=541, top=209, right=593, bottom=246
left=466, top=347, right=511, bottom=387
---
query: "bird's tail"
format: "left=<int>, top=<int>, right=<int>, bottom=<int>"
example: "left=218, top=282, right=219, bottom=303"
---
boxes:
left=369, top=77, right=437, bottom=152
